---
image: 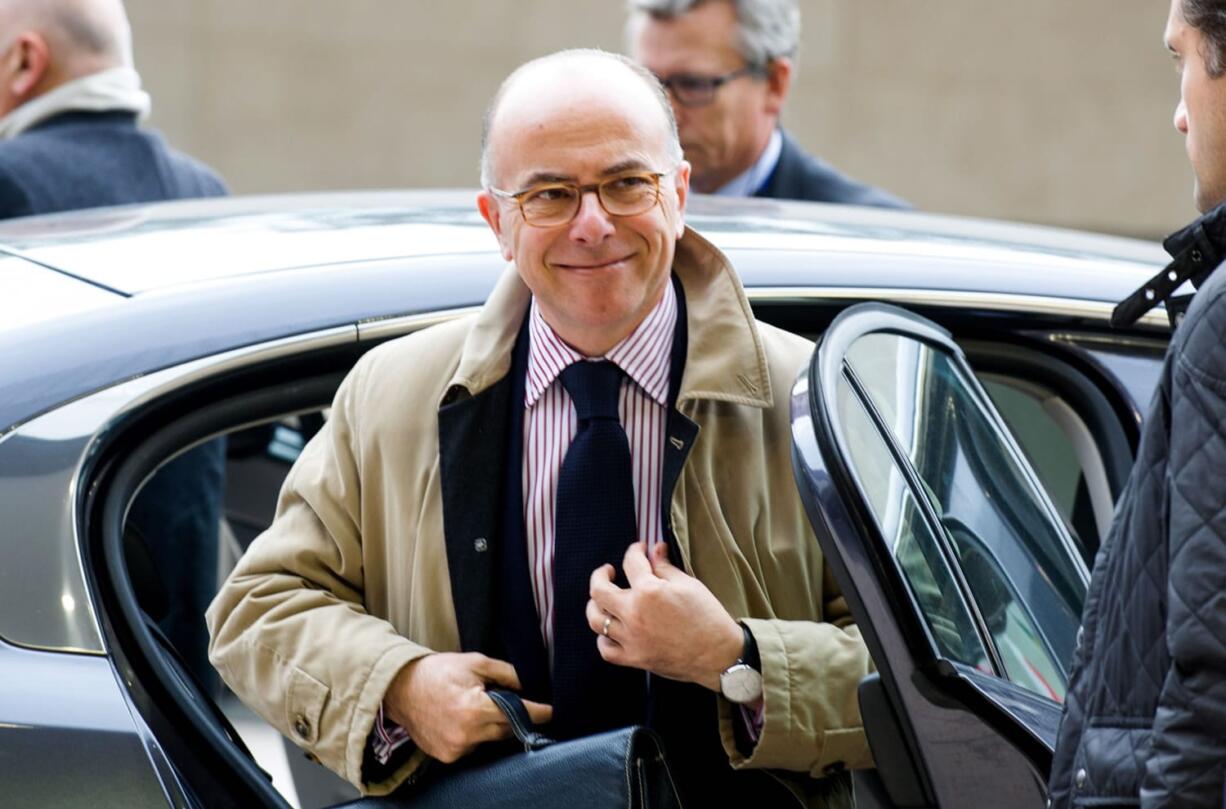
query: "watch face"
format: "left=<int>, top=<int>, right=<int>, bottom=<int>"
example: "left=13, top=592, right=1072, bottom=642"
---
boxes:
left=720, top=664, right=763, bottom=704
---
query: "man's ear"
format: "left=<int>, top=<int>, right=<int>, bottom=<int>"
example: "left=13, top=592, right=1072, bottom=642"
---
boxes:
left=763, top=56, right=792, bottom=119
left=8, top=33, right=50, bottom=103
left=477, top=190, right=514, bottom=262
left=672, top=160, right=691, bottom=239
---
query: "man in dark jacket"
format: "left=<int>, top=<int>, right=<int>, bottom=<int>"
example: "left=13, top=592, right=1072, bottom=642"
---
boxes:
left=1048, top=1, right=1226, bottom=806
left=627, top=0, right=907, bottom=208
left=0, top=0, right=225, bottom=213
left=0, top=0, right=229, bottom=695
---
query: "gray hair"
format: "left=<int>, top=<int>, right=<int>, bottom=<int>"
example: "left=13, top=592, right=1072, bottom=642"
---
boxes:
left=627, top=0, right=800, bottom=68
left=479, top=48, right=683, bottom=188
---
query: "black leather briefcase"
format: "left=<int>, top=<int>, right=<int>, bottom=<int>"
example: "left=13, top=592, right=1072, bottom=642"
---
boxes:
left=381, top=690, right=683, bottom=809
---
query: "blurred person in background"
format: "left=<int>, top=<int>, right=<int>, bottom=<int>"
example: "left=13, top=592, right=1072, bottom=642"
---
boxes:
left=627, top=0, right=906, bottom=207
left=1048, top=0, right=1226, bottom=806
left=0, top=0, right=229, bottom=696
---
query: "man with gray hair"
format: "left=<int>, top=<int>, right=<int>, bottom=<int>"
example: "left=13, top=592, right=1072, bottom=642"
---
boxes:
left=628, top=0, right=906, bottom=207
left=0, top=0, right=229, bottom=695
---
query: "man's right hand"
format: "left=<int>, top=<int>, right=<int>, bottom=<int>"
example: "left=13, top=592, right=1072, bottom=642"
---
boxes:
left=383, top=652, right=552, bottom=764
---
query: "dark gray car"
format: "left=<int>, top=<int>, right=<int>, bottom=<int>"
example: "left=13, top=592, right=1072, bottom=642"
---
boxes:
left=0, top=192, right=1172, bottom=808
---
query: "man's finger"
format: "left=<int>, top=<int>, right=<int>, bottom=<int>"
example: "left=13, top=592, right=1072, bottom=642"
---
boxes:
left=622, top=542, right=656, bottom=586
left=590, top=566, right=627, bottom=603
left=523, top=699, right=554, bottom=725
left=648, top=541, right=687, bottom=581
left=470, top=655, right=522, bottom=690
left=590, top=564, right=628, bottom=612
left=585, top=597, right=610, bottom=635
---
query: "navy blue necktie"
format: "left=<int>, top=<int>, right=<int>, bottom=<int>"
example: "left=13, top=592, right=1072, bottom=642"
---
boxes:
left=550, top=359, right=647, bottom=737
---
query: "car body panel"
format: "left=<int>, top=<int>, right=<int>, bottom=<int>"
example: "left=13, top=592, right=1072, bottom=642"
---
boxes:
left=0, top=326, right=354, bottom=653
left=0, top=639, right=169, bottom=808
left=0, top=253, right=122, bottom=335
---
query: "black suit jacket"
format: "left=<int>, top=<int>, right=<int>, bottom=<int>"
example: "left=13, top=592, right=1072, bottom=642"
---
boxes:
left=754, top=128, right=908, bottom=209
left=0, top=109, right=226, bottom=218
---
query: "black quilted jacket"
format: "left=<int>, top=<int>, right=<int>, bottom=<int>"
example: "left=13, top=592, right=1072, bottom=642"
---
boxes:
left=1049, top=205, right=1226, bottom=808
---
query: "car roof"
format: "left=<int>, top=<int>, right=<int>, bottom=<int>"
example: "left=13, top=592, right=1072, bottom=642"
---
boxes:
left=0, top=190, right=1169, bottom=433
left=0, top=189, right=1164, bottom=296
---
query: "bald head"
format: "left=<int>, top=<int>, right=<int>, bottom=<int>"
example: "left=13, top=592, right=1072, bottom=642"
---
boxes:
left=0, top=0, right=132, bottom=78
left=480, top=49, right=682, bottom=188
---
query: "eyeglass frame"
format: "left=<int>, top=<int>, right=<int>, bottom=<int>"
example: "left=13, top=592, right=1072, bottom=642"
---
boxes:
left=487, top=167, right=679, bottom=227
left=654, top=64, right=769, bottom=108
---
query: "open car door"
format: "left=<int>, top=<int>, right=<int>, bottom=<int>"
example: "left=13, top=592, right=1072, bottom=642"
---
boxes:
left=790, top=303, right=1090, bottom=808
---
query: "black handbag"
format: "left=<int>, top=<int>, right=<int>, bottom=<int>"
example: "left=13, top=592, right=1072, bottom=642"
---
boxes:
left=377, top=690, right=682, bottom=809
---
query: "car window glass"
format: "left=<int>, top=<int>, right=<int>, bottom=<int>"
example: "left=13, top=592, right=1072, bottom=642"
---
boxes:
left=844, top=333, right=1085, bottom=702
left=837, top=377, right=993, bottom=671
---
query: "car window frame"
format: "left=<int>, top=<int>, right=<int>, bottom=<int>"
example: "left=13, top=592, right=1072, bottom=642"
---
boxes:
left=791, top=301, right=1080, bottom=805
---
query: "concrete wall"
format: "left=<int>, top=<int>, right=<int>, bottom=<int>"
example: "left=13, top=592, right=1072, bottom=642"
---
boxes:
left=126, top=1, right=1193, bottom=239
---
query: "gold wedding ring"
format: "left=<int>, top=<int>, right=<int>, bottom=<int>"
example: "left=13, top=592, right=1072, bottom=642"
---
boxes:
left=602, top=615, right=612, bottom=637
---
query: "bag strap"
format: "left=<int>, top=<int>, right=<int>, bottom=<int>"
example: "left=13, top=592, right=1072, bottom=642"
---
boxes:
left=486, top=689, right=556, bottom=752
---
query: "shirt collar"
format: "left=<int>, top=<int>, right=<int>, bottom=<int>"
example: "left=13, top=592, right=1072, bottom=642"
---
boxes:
left=712, top=128, right=783, bottom=197
left=0, top=67, right=151, bottom=141
left=525, top=280, right=677, bottom=408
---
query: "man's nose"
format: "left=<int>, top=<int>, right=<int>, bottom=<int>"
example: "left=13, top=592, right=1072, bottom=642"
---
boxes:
left=568, top=190, right=615, bottom=242
left=1174, top=99, right=1189, bottom=134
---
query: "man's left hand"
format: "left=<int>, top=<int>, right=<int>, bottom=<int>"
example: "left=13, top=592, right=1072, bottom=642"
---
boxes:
left=586, top=542, right=744, bottom=691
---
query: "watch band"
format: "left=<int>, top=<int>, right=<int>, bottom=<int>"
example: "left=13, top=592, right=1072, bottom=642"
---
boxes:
left=740, top=622, right=761, bottom=672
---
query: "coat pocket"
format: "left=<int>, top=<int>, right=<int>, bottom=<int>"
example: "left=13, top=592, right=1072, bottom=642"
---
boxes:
left=1069, top=719, right=1151, bottom=806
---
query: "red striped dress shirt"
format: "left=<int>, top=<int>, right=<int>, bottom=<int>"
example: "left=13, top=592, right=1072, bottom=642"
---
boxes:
left=522, top=282, right=676, bottom=656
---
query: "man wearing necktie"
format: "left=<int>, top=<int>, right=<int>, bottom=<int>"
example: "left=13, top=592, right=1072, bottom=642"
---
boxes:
left=208, top=48, right=873, bottom=807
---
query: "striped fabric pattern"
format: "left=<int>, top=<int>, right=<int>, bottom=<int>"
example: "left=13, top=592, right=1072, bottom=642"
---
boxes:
left=523, top=283, right=675, bottom=655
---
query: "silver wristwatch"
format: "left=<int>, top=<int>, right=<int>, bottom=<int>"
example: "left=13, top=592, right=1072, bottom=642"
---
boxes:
left=719, top=624, right=763, bottom=704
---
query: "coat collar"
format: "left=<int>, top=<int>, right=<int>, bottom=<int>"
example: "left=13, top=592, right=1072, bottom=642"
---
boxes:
left=1112, top=200, right=1226, bottom=328
left=442, top=226, right=773, bottom=410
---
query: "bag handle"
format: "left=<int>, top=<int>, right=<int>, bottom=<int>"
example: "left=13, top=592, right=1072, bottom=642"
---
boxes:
left=486, top=689, right=556, bottom=753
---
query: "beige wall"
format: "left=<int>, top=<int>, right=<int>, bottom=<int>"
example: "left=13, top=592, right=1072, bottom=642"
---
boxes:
left=126, top=1, right=1193, bottom=239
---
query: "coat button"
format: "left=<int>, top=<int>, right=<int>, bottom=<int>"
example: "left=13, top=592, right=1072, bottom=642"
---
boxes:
left=1075, top=768, right=1087, bottom=789
left=1191, top=248, right=1203, bottom=262
left=294, top=715, right=311, bottom=739
left=473, top=537, right=488, bottom=553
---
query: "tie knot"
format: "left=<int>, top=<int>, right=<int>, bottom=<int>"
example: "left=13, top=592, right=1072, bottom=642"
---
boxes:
left=559, top=360, right=623, bottom=421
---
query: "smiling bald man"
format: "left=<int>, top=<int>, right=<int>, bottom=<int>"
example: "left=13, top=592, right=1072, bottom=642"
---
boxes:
left=209, top=49, right=873, bottom=808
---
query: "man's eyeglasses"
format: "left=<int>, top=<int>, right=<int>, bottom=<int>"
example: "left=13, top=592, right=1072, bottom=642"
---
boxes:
left=489, top=170, right=672, bottom=227
left=655, top=65, right=765, bottom=108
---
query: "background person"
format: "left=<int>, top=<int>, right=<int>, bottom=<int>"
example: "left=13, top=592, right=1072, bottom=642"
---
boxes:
left=0, top=0, right=229, bottom=695
left=208, top=49, right=873, bottom=807
left=1048, top=1, right=1226, bottom=806
left=627, top=0, right=906, bottom=207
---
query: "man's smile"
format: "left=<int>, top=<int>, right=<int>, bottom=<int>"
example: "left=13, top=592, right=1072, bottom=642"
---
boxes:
left=551, top=253, right=636, bottom=271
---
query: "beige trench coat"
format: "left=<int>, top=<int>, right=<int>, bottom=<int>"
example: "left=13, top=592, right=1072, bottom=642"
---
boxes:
left=206, top=228, right=874, bottom=798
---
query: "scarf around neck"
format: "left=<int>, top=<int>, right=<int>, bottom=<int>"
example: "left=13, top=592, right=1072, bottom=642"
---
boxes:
left=0, top=66, right=151, bottom=140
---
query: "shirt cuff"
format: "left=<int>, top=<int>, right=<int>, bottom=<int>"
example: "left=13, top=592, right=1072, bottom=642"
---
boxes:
left=736, top=698, right=765, bottom=749
left=370, top=703, right=414, bottom=765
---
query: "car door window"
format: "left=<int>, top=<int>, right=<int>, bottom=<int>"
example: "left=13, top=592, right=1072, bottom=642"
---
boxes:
left=836, top=376, right=994, bottom=671
left=794, top=304, right=1092, bottom=803
left=842, top=331, right=1085, bottom=701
